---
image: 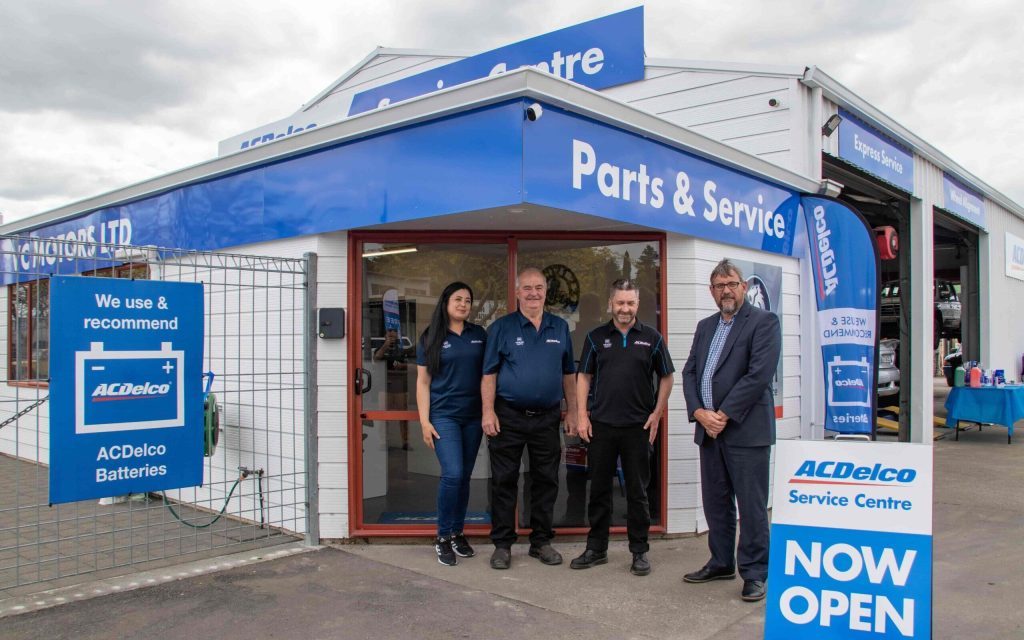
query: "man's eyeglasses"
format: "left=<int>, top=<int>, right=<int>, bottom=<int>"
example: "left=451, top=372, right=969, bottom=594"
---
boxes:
left=711, top=281, right=743, bottom=292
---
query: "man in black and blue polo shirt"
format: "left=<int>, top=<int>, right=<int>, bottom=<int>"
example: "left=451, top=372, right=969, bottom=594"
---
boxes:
left=482, top=267, right=578, bottom=570
left=571, top=279, right=674, bottom=577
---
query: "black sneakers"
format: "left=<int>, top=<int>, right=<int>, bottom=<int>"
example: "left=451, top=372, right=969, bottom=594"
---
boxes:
left=434, top=537, right=457, bottom=566
left=451, top=533, right=475, bottom=558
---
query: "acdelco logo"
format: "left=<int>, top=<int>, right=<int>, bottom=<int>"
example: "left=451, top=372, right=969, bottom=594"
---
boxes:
left=239, top=123, right=317, bottom=150
left=91, top=382, right=171, bottom=402
left=792, top=460, right=917, bottom=485
left=834, top=378, right=865, bottom=388
left=812, top=205, right=839, bottom=297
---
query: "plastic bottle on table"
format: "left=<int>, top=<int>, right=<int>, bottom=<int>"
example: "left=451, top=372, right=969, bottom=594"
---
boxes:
left=969, top=365, right=982, bottom=388
left=954, top=365, right=966, bottom=387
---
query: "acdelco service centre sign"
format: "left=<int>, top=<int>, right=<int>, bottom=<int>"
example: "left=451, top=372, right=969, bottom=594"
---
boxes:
left=765, top=440, right=933, bottom=639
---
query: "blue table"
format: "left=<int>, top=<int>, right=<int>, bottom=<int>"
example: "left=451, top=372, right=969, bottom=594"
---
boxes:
left=945, top=386, right=1024, bottom=444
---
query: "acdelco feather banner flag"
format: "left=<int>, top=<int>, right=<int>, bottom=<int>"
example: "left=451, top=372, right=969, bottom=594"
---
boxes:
left=801, top=196, right=879, bottom=435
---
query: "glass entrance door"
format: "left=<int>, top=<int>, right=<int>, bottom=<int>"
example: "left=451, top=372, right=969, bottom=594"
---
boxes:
left=351, top=234, right=664, bottom=534
left=356, top=239, right=507, bottom=531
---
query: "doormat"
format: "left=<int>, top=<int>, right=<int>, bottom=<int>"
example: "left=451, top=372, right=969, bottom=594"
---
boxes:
left=376, top=511, right=491, bottom=524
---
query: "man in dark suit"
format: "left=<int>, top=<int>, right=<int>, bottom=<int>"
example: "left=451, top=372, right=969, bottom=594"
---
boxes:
left=681, top=259, right=781, bottom=603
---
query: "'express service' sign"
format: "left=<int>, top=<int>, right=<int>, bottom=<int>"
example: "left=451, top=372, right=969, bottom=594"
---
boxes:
left=765, top=440, right=932, bottom=639
left=837, top=109, right=914, bottom=194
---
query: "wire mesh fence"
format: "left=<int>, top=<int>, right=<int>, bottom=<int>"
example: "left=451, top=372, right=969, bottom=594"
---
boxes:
left=0, top=235, right=314, bottom=592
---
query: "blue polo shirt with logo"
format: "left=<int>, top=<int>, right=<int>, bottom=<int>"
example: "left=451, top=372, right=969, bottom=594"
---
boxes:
left=483, top=311, right=575, bottom=410
left=579, top=320, right=674, bottom=426
left=416, top=322, right=487, bottom=420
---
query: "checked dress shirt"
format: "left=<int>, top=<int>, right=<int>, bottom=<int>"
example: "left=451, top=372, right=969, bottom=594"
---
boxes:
left=700, top=316, right=734, bottom=410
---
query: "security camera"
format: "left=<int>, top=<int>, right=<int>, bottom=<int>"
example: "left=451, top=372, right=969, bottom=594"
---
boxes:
left=525, top=103, right=543, bottom=121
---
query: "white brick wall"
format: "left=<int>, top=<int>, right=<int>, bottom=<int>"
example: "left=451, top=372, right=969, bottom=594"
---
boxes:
left=665, top=234, right=801, bottom=534
left=163, top=236, right=314, bottom=534
left=310, top=231, right=349, bottom=538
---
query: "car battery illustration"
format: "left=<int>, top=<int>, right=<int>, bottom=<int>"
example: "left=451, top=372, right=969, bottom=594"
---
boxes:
left=75, top=341, right=186, bottom=434
left=826, top=355, right=871, bottom=407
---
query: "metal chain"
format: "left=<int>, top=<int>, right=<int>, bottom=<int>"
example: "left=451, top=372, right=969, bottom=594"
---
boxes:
left=0, top=396, right=48, bottom=430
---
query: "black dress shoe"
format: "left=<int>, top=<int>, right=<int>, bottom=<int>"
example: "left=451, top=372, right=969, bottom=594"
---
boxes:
left=630, top=552, right=651, bottom=576
left=490, top=547, right=511, bottom=570
left=682, top=564, right=736, bottom=583
left=741, top=579, right=766, bottom=602
left=570, top=549, right=608, bottom=569
left=528, top=544, right=563, bottom=565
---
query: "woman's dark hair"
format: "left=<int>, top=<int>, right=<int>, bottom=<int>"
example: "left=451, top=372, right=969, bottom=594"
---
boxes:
left=420, top=281, right=473, bottom=376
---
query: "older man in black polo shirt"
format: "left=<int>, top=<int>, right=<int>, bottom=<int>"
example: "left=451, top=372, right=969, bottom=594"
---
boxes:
left=571, top=279, right=674, bottom=576
left=482, top=267, right=578, bottom=570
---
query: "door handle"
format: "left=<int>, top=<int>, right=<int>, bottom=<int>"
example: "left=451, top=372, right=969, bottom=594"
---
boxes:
left=354, top=368, right=372, bottom=395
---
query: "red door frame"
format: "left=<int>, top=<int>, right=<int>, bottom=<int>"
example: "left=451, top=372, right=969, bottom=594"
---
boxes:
left=347, top=230, right=669, bottom=538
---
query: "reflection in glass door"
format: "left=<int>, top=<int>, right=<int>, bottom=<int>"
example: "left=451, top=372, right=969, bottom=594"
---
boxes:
left=517, top=239, right=663, bottom=530
left=357, top=240, right=507, bottom=528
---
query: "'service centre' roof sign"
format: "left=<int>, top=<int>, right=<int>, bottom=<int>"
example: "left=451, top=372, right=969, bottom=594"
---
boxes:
left=347, top=7, right=645, bottom=116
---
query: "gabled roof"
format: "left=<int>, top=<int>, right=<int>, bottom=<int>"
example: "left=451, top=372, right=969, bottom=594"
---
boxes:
left=301, top=50, right=805, bottom=115
left=644, top=57, right=806, bottom=78
left=299, top=47, right=470, bottom=113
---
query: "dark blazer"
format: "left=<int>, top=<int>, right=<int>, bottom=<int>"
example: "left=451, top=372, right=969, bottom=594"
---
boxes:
left=682, top=302, right=782, bottom=447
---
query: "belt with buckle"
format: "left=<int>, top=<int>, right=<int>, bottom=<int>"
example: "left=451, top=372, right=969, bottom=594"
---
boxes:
left=497, top=399, right=559, bottom=417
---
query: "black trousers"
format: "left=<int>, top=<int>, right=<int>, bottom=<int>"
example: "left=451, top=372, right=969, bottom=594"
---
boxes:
left=699, top=437, right=770, bottom=581
left=586, top=421, right=651, bottom=553
left=488, top=401, right=561, bottom=549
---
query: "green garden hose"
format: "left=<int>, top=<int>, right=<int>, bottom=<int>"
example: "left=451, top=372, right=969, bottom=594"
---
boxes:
left=161, top=468, right=266, bottom=529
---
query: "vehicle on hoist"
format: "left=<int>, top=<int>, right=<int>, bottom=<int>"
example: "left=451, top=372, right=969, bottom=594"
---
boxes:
left=880, top=279, right=960, bottom=349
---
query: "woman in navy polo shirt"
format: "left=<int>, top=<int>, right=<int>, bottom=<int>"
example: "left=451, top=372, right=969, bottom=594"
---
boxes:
left=416, top=281, right=487, bottom=566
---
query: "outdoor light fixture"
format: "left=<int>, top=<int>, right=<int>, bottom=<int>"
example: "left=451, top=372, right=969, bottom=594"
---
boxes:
left=821, top=113, right=843, bottom=137
left=818, top=178, right=844, bottom=198
left=361, top=246, right=418, bottom=258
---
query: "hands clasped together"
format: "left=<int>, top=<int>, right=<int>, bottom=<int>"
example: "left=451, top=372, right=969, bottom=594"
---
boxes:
left=694, top=407, right=729, bottom=438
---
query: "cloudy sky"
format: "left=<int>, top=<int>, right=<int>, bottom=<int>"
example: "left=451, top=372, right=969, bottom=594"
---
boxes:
left=1, top=0, right=1021, bottom=224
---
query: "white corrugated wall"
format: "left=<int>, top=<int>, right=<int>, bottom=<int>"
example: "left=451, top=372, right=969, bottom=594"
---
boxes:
left=970, top=200, right=1024, bottom=374
left=604, top=66, right=802, bottom=174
